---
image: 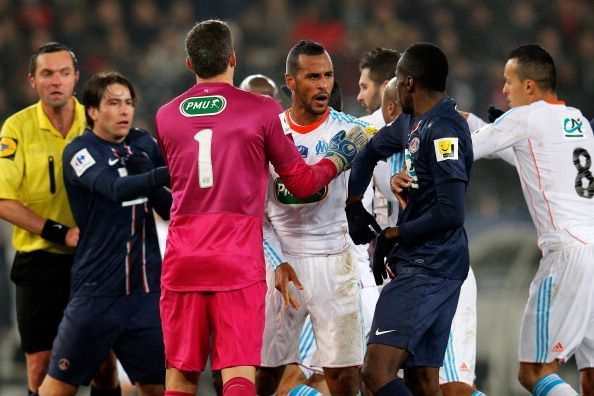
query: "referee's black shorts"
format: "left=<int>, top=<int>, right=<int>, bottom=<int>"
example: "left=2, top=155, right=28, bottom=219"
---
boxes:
left=10, top=250, right=72, bottom=353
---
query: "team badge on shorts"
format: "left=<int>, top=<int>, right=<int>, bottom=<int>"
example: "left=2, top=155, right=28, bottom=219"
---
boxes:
left=433, top=137, right=458, bottom=162
left=58, top=358, right=70, bottom=371
left=0, top=136, right=17, bottom=160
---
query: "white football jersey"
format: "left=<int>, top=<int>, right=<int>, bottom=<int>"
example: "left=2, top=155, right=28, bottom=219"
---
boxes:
left=473, top=100, right=594, bottom=249
left=266, top=108, right=367, bottom=257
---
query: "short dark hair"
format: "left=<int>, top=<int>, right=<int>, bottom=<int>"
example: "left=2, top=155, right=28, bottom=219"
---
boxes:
left=508, top=44, right=556, bottom=92
left=29, top=42, right=78, bottom=75
left=359, top=47, right=401, bottom=85
left=82, top=71, right=136, bottom=128
left=399, top=43, right=448, bottom=92
left=186, top=19, right=233, bottom=79
left=286, top=40, right=326, bottom=75
left=329, top=81, right=342, bottom=112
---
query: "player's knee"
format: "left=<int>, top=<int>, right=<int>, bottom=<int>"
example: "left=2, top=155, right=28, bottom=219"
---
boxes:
left=256, top=366, right=284, bottom=396
left=324, top=367, right=359, bottom=394
left=517, top=365, right=544, bottom=392
left=581, top=369, right=594, bottom=396
left=361, top=363, right=386, bottom=393
left=26, top=352, right=51, bottom=387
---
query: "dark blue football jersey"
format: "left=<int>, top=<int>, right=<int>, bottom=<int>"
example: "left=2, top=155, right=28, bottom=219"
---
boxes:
left=63, top=128, right=168, bottom=296
left=392, top=97, right=473, bottom=280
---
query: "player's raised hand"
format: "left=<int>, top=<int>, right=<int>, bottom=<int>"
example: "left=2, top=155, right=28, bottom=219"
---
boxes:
left=324, top=125, right=377, bottom=173
left=487, top=105, right=505, bottom=123
left=372, top=227, right=398, bottom=286
left=275, top=262, right=303, bottom=309
left=345, top=199, right=381, bottom=244
left=390, top=170, right=412, bottom=209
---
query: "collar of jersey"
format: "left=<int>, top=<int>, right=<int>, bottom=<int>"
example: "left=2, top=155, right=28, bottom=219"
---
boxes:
left=36, top=98, right=85, bottom=138
left=543, top=98, right=565, bottom=105
left=285, top=108, right=329, bottom=134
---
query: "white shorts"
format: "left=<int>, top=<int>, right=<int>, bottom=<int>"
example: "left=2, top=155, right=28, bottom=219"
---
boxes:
left=439, top=266, right=477, bottom=385
left=261, top=250, right=364, bottom=368
left=519, top=244, right=594, bottom=369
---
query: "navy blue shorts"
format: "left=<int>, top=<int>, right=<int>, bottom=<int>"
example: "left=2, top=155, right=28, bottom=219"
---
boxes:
left=368, top=269, right=462, bottom=368
left=48, top=292, right=164, bottom=386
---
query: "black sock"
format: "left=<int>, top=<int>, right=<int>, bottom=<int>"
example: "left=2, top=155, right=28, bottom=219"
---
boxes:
left=28, top=390, right=38, bottom=396
left=376, top=378, right=413, bottom=396
left=90, top=385, right=122, bottom=396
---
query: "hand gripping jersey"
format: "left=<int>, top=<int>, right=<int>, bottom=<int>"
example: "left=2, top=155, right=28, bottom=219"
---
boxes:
left=63, top=128, right=166, bottom=296
left=473, top=100, right=594, bottom=249
left=266, top=108, right=367, bottom=257
left=156, top=83, right=336, bottom=292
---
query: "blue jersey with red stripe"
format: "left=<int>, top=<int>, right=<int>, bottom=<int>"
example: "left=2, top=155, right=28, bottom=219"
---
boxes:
left=63, top=128, right=167, bottom=296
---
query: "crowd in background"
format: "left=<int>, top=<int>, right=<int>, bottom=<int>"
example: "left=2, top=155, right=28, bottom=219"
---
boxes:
left=1, top=0, right=594, bottom=126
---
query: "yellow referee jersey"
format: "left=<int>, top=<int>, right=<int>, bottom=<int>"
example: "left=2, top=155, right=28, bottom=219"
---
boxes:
left=0, top=98, right=86, bottom=253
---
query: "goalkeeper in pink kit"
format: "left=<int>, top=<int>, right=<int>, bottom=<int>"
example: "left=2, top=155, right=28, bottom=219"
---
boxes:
left=154, top=19, right=369, bottom=396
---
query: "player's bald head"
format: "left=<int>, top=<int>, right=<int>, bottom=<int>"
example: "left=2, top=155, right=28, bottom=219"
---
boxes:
left=381, top=76, right=401, bottom=124
left=383, top=77, right=399, bottom=103
left=240, top=74, right=279, bottom=99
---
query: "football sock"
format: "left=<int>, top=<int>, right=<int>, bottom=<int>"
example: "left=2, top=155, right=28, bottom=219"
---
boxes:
left=28, top=390, right=38, bottom=396
left=375, top=378, right=413, bottom=396
left=532, top=374, right=578, bottom=395
left=222, top=376, right=256, bottom=396
left=90, top=385, right=121, bottom=396
left=472, top=391, right=487, bottom=396
left=287, top=384, right=323, bottom=395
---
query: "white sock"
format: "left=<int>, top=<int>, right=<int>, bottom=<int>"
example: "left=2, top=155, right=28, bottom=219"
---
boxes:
left=532, top=373, right=578, bottom=396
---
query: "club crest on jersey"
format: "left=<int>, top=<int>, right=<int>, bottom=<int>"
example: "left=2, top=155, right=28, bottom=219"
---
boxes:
left=274, top=177, right=327, bottom=204
left=297, top=145, right=309, bottom=158
left=0, top=136, right=17, bottom=159
left=179, top=95, right=226, bottom=117
left=409, top=136, right=420, bottom=154
left=563, top=117, right=585, bottom=139
left=315, top=140, right=328, bottom=155
left=58, top=358, right=70, bottom=371
left=433, top=137, right=458, bottom=162
left=70, top=148, right=96, bottom=177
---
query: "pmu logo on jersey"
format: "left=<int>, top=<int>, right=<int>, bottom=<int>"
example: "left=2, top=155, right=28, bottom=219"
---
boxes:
left=0, top=136, right=17, bottom=160
left=563, top=117, right=585, bottom=139
left=297, top=145, right=309, bottom=158
left=179, top=95, right=226, bottom=117
left=274, top=177, right=327, bottom=204
left=433, top=137, right=458, bottom=162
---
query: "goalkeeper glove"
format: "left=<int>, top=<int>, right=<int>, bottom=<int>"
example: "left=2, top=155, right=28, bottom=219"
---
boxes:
left=345, top=200, right=381, bottom=245
left=487, top=106, right=505, bottom=123
left=372, top=227, right=398, bottom=286
left=324, top=125, right=376, bottom=173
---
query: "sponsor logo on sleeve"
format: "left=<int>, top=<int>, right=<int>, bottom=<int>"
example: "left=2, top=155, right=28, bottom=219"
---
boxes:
left=563, top=117, right=585, bottom=139
left=274, top=177, right=327, bottom=204
left=434, top=137, right=458, bottom=162
left=0, top=137, right=17, bottom=160
left=70, top=148, right=96, bottom=177
left=179, top=95, right=227, bottom=116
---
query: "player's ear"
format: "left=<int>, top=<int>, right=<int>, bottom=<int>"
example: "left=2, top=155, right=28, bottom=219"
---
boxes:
left=229, top=51, right=237, bottom=68
left=185, top=57, right=194, bottom=73
left=285, top=73, right=295, bottom=93
left=405, top=75, right=414, bottom=92
left=525, top=79, right=536, bottom=95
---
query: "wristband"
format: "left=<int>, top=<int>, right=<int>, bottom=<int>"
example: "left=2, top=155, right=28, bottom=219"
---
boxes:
left=41, top=219, right=69, bottom=245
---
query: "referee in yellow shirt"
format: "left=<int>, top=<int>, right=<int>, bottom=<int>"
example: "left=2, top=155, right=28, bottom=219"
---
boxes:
left=0, top=42, right=118, bottom=396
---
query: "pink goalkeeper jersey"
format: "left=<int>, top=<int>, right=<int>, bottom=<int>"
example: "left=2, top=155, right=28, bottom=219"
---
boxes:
left=156, top=83, right=335, bottom=291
